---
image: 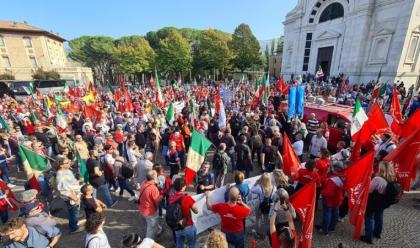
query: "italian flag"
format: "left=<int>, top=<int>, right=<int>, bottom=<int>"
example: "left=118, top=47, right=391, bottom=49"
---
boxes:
left=155, top=70, right=164, bottom=105
left=351, top=98, right=368, bottom=140
left=19, top=145, right=48, bottom=192
left=77, top=152, right=89, bottom=183
left=56, top=108, right=67, bottom=130
left=165, top=103, right=175, bottom=125
left=185, top=130, right=213, bottom=186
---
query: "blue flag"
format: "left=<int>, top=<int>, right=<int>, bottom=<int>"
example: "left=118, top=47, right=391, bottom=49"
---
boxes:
left=296, top=85, right=305, bottom=117
left=288, top=86, right=297, bottom=121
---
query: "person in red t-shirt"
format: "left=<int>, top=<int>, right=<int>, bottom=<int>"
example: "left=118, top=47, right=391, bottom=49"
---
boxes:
left=315, top=149, right=331, bottom=188
left=169, top=128, right=186, bottom=168
left=270, top=200, right=297, bottom=248
left=296, top=159, right=320, bottom=191
left=206, top=186, right=251, bottom=248
left=168, top=177, right=198, bottom=248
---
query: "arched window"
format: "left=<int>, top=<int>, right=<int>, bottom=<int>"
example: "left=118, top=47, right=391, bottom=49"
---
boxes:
left=319, top=3, right=344, bottom=23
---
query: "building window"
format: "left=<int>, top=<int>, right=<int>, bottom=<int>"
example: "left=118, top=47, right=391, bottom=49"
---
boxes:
left=29, top=56, right=37, bottom=68
left=302, top=33, right=313, bottom=72
left=2, top=56, right=11, bottom=67
left=0, top=36, right=4, bottom=47
left=319, top=3, right=344, bottom=23
left=407, top=35, right=419, bottom=62
left=23, top=37, right=32, bottom=48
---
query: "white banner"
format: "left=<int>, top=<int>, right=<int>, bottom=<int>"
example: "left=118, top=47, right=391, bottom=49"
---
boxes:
left=173, top=101, right=185, bottom=114
left=191, top=174, right=266, bottom=234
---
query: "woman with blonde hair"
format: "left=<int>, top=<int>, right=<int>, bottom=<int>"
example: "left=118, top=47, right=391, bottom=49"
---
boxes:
left=205, top=229, right=228, bottom=248
left=273, top=169, right=294, bottom=196
left=251, top=172, right=275, bottom=237
left=361, top=161, right=399, bottom=244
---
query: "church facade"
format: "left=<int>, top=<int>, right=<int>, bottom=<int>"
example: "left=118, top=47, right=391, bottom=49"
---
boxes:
left=281, top=0, right=420, bottom=87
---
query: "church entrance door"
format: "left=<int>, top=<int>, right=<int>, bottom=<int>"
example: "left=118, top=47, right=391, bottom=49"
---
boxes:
left=316, top=46, right=334, bottom=77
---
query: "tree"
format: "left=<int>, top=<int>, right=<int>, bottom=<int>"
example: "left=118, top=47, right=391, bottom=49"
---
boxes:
left=276, top=36, right=284, bottom=54
left=68, top=36, right=116, bottom=84
left=114, top=36, right=156, bottom=75
left=228, top=23, right=263, bottom=72
left=270, top=39, right=276, bottom=55
left=156, top=30, right=192, bottom=76
left=0, top=73, right=14, bottom=80
left=193, top=29, right=232, bottom=76
left=32, top=68, right=60, bottom=80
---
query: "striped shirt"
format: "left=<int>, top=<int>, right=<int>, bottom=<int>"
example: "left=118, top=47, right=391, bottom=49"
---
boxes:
left=307, top=119, right=320, bottom=134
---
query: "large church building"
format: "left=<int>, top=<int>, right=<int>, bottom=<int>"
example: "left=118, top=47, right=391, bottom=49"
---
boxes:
left=281, top=0, right=420, bottom=87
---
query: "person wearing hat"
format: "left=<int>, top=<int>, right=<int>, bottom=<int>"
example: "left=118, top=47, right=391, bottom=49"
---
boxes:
left=121, top=233, right=164, bottom=248
left=319, top=161, right=345, bottom=235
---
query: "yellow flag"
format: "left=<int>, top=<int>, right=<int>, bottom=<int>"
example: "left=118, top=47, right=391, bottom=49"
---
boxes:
left=46, top=96, right=54, bottom=108
left=82, top=91, right=95, bottom=103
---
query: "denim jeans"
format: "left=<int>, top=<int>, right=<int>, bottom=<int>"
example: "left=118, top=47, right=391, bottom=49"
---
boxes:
left=65, top=200, right=79, bottom=232
left=364, top=209, right=384, bottom=241
left=0, top=210, right=9, bottom=224
left=322, top=201, right=339, bottom=234
left=0, top=164, right=10, bottom=184
left=223, top=229, right=245, bottom=248
left=93, top=183, right=114, bottom=207
left=175, top=225, right=197, bottom=248
left=143, top=213, right=161, bottom=239
left=117, top=177, right=135, bottom=197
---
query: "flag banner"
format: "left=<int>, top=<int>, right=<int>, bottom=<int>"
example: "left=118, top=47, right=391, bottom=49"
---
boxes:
left=296, top=85, right=305, bottom=117
left=287, top=86, right=297, bottom=121
left=354, top=103, right=389, bottom=145
left=77, top=152, right=89, bottom=183
left=191, top=174, right=263, bottom=234
left=282, top=132, right=300, bottom=179
left=290, top=180, right=317, bottom=248
left=0, top=115, right=10, bottom=132
left=384, top=129, right=420, bottom=191
left=185, top=130, right=213, bottom=186
left=165, top=103, right=175, bottom=125
left=218, top=101, right=226, bottom=129
left=351, top=98, right=368, bottom=140
left=345, top=151, right=375, bottom=240
left=390, top=88, right=403, bottom=134
left=399, top=109, right=420, bottom=138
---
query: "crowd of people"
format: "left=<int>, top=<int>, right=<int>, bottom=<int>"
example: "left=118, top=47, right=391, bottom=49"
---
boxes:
left=0, top=75, right=419, bottom=248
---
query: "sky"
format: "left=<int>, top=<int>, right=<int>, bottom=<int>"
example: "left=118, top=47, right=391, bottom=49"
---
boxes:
left=3, top=0, right=297, bottom=41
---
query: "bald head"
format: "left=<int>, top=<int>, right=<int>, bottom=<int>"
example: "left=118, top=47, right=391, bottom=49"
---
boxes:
left=228, top=187, right=240, bottom=203
left=146, top=170, right=157, bottom=181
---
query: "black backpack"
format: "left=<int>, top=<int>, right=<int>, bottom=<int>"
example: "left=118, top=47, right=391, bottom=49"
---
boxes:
left=212, top=151, right=223, bottom=171
left=259, top=187, right=274, bottom=215
left=383, top=181, right=403, bottom=209
left=166, top=194, right=186, bottom=231
left=120, top=160, right=134, bottom=179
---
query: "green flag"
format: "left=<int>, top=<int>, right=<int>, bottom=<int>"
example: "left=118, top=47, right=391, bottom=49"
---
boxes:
left=30, top=112, right=38, bottom=122
left=77, top=152, right=89, bottom=183
left=0, top=115, right=10, bottom=132
left=165, top=103, right=175, bottom=125
left=107, top=82, right=114, bottom=95
left=351, top=98, right=368, bottom=136
left=18, top=145, right=48, bottom=171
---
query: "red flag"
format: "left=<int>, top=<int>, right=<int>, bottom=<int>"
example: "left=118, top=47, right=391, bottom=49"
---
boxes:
left=390, top=88, right=403, bottom=134
left=384, top=129, right=420, bottom=191
left=251, top=86, right=264, bottom=109
left=114, top=89, right=121, bottom=103
left=215, top=81, right=221, bottom=114
left=124, top=91, right=134, bottom=112
left=0, top=180, right=18, bottom=211
left=353, top=103, right=389, bottom=145
left=120, top=75, right=127, bottom=93
left=371, top=83, right=381, bottom=99
left=399, top=109, right=420, bottom=138
left=276, top=74, right=288, bottom=95
left=84, top=104, right=102, bottom=121
left=68, top=86, right=76, bottom=97
left=282, top=132, right=300, bottom=180
left=150, top=75, right=156, bottom=87
left=345, top=151, right=375, bottom=240
left=28, top=175, right=42, bottom=193
left=290, top=180, right=316, bottom=248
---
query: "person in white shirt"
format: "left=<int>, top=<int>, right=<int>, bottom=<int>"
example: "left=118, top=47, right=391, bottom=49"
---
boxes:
left=292, top=133, right=304, bottom=160
left=309, top=129, right=327, bottom=159
left=121, top=233, right=164, bottom=248
left=85, top=212, right=111, bottom=248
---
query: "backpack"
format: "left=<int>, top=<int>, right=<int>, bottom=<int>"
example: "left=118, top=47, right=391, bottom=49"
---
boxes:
left=382, top=181, right=403, bottom=209
left=166, top=194, right=186, bottom=231
left=236, top=145, right=245, bottom=162
left=259, top=187, right=274, bottom=215
left=212, top=151, right=224, bottom=171
left=119, top=159, right=134, bottom=179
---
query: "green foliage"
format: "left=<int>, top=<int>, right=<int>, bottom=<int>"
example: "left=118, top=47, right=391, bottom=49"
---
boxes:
left=156, top=30, right=192, bottom=74
left=193, top=29, right=232, bottom=72
left=0, top=73, right=15, bottom=80
left=68, top=36, right=116, bottom=83
left=32, top=68, right=60, bottom=80
left=228, top=23, right=263, bottom=72
left=276, top=36, right=284, bottom=54
left=114, top=36, right=156, bottom=74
